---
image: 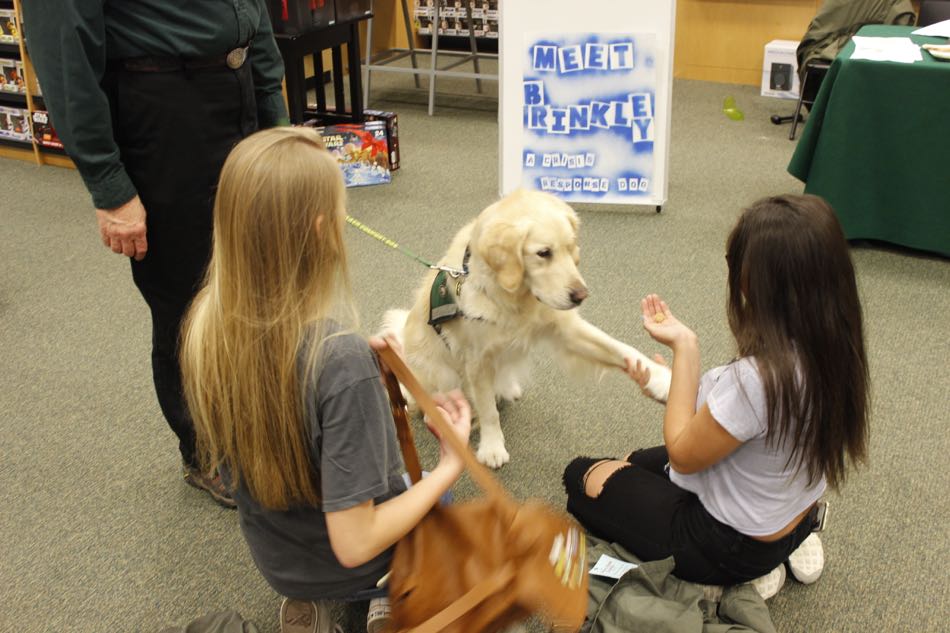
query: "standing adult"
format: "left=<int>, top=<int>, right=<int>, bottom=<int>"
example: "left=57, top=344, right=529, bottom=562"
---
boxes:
left=24, top=1, right=289, bottom=506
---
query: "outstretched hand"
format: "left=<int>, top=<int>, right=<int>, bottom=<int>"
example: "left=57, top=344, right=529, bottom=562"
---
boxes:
left=640, top=294, right=697, bottom=349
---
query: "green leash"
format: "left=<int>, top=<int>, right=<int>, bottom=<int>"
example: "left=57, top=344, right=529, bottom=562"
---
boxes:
left=345, top=215, right=467, bottom=278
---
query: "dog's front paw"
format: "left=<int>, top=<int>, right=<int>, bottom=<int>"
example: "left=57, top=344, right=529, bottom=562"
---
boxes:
left=646, top=363, right=672, bottom=403
left=476, top=433, right=510, bottom=469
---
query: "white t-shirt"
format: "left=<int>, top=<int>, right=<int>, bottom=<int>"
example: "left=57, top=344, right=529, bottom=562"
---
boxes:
left=669, top=357, right=826, bottom=537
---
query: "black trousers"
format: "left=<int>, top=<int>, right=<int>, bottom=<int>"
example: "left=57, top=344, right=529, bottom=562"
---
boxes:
left=106, top=63, right=258, bottom=467
left=563, top=446, right=816, bottom=585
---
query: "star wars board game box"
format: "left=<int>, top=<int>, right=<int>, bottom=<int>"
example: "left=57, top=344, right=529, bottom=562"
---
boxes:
left=315, top=120, right=392, bottom=187
left=31, top=110, right=63, bottom=149
left=363, top=109, right=400, bottom=171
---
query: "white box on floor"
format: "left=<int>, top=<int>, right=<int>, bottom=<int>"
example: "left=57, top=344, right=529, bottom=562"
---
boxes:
left=761, top=39, right=800, bottom=99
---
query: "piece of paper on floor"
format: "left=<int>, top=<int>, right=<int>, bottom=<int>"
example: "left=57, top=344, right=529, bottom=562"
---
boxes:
left=589, top=554, right=638, bottom=579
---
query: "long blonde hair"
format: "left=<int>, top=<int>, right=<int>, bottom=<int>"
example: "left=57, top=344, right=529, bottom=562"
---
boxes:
left=181, top=127, right=355, bottom=510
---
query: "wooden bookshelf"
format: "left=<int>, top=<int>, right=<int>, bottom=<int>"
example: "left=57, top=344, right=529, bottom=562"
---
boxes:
left=0, top=0, right=74, bottom=168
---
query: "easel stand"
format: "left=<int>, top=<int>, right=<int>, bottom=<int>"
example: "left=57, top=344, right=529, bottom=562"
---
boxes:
left=363, top=0, right=498, bottom=115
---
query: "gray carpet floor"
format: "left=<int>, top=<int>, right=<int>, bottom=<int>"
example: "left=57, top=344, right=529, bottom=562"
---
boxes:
left=1, top=66, right=948, bottom=632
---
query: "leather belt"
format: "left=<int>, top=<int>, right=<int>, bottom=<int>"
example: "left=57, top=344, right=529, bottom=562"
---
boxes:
left=112, top=45, right=249, bottom=73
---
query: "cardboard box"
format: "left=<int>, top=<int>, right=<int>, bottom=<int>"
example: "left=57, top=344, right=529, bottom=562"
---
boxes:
left=0, top=58, right=25, bottom=93
left=761, top=40, right=800, bottom=100
left=0, top=58, right=17, bottom=93
left=314, top=121, right=392, bottom=187
left=363, top=109, right=400, bottom=171
left=0, top=9, right=18, bottom=44
left=0, top=106, right=31, bottom=142
left=14, top=60, right=26, bottom=94
left=31, top=110, right=63, bottom=149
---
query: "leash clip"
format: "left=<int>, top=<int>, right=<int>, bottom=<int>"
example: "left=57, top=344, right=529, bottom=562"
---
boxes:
left=431, top=264, right=467, bottom=278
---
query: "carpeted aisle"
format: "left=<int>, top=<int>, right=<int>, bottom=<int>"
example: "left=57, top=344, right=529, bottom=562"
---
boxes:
left=1, top=68, right=948, bottom=632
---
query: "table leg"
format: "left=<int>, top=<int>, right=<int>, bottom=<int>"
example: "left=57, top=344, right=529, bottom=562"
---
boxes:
left=313, top=52, right=327, bottom=114
left=348, top=22, right=364, bottom=122
left=332, top=45, right=346, bottom=116
left=400, top=0, right=421, bottom=89
left=466, top=5, right=482, bottom=94
left=284, top=52, right=306, bottom=124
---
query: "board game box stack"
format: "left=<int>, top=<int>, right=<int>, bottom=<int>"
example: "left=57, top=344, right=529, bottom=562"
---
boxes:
left=362, top=109, right=400, bottom=171
left=303, top=119, right=393, bottom=187
left=415, top=0, right=498, bottom=39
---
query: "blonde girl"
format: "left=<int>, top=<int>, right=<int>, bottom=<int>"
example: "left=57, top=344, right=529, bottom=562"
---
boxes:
left=180, top=127, right=470, bottom=633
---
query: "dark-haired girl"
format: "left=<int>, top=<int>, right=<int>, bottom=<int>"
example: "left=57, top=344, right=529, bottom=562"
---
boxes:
left=564, top=194, right=869, bottom=597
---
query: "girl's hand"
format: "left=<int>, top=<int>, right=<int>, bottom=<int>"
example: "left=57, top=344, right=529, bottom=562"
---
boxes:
left=426, top=390, right=472, bottom=472
left=641, top=294, right=697, bottom=349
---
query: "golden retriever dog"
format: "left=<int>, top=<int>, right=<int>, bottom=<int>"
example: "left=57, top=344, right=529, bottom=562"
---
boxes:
left=381, top=190, right=671, bottom=468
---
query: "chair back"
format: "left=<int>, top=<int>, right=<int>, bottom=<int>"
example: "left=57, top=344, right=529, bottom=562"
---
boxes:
left=797, top=0, right=917, bottom=74
left=918, top=0, right=950, bottom=26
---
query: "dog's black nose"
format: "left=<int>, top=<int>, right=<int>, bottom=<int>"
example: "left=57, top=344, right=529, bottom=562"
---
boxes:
left=570, top=287, right=589, bottom=305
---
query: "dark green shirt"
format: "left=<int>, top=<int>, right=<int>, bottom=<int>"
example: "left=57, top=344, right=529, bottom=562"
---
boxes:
left=23, top=1, right=288, bottom=209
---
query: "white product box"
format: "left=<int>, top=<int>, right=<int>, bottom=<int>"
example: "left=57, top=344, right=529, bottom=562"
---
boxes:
left=761, top=39, right=800, bottom=100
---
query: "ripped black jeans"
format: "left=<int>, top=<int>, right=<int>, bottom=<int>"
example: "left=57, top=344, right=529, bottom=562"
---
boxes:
left=563, top=446, right=816, bottom=585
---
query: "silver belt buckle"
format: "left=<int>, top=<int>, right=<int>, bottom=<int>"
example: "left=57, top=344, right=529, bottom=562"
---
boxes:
left=226, top=46, right=248, bottom=70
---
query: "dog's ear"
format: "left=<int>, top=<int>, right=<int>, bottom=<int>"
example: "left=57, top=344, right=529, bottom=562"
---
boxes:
left=477, top=221, right=527, bottom=293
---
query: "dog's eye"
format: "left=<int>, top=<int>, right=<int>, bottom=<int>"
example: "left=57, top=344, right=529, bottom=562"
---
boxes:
left=537, top=248, right=552, bottom=259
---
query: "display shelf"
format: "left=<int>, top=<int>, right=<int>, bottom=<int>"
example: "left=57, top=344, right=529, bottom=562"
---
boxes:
left=0, top=134, right=30, bottom=149
left=0, top=0, right=73, bottom=168
left=0, top=90, right=24, bottom=105
left=364, top=0, right=498, bottom=115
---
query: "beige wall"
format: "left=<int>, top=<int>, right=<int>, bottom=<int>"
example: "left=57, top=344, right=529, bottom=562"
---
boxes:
left=368, top=0, right=826, bottom=86
left=673, top=0, right=821, bottom=85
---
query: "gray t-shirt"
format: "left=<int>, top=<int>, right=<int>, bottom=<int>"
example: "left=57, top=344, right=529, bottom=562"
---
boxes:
left=670, top=358, right=826, bottom=537
left=231, top=331, right=407, bottom=600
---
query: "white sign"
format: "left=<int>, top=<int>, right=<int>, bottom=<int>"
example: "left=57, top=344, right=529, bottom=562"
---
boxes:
left=500, top=1, right=676, bottom=206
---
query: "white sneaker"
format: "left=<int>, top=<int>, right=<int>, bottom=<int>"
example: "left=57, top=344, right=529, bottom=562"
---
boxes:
left=749, top=564, right=786, bottom=600
left=366, top=596, right=391, bottom=633
left=787, top=533, right=825, bottom=584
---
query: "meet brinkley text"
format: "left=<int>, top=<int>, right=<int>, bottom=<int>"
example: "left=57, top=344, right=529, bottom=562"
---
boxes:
left=524, top=41, right=654, bottom=143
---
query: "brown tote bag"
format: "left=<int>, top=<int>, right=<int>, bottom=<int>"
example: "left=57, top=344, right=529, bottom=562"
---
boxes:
left=377, top=347, right=589, bottom=633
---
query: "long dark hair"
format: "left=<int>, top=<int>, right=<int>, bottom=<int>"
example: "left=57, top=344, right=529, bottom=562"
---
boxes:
left=725, top=194, right=869, bottom=490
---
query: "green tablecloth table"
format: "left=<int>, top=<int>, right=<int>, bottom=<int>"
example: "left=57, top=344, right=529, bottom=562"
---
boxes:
left=788, top=25, right=950, bottom=256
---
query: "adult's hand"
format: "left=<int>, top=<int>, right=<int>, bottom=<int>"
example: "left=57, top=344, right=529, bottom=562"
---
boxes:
left=96, top=195, right=147, bottom=260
